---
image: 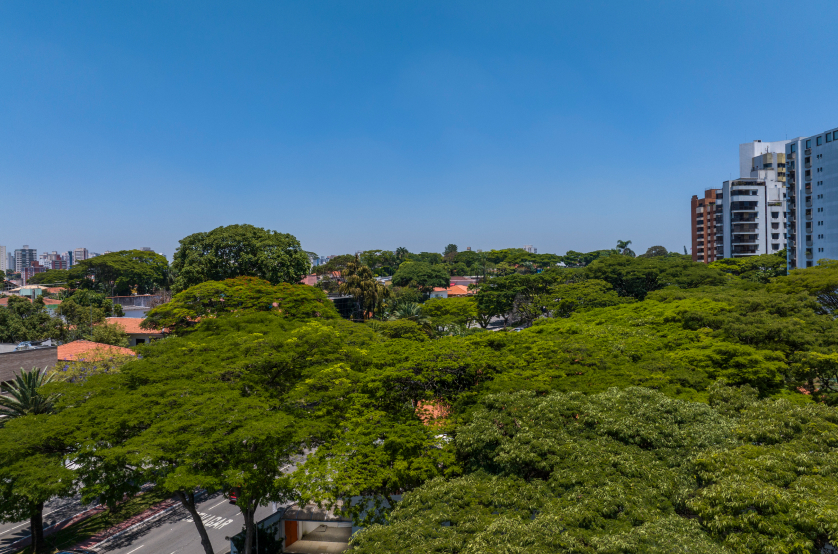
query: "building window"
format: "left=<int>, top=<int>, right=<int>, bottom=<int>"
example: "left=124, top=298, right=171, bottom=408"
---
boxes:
left=817, top=136, right=824, bottom=146
left=829, top=134, right=833, bottom=143
left=834, top=131, right=838, bottom=141
left=807, top=139, right=812, bottom=148
left=807, top=261, right=814, bottom=267
left=772, top=233, right=780, bottom=239
left=772, top=212, right=779, bottom=218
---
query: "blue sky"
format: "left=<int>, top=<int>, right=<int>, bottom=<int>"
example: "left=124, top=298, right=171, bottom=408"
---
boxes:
left=2, top=1, right=837, bottom=259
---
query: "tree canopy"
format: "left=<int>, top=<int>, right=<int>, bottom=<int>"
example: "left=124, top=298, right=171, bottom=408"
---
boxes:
left=170, top=224, right=309, bottom=292
left=392, top=262, right=450, bottom=293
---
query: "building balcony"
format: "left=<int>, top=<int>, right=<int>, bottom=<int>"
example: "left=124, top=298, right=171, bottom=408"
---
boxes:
left=806, top=240, right=813, bottom=246
left=806, top=200, right=813, bottom=207
left=805, top=148, right=812, bottom=155
left=805, top=162, right=812, bottom=168
left=806, top=213, right=813, bottom=221
left=806, top=250, right=813, bottom=260
left=806, top=174, right=812, bottom=182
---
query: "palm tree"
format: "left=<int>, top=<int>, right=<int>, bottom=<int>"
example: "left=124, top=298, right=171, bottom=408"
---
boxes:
left=0, top=368, right=58, bottom=425
left=395, top=247, right=409, bottom=263
left=616, top=240, right=636, bottom=258
left=388, top=301, right=431, bottom=326
left=339, top=256, right=391, bottom=321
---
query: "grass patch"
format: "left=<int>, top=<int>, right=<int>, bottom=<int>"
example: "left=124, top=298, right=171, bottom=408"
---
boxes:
left=18, top=489, right=172, bottom=554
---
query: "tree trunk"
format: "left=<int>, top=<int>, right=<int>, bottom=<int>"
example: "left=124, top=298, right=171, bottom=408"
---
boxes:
left=30, top=502, right=45, bottom=554
left=175, top=491, right=214, bottom=554
left=242, top=501, right=257, bottom=554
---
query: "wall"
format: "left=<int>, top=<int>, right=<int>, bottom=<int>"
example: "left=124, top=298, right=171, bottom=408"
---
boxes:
left=0, top=347, right=58, bottom=384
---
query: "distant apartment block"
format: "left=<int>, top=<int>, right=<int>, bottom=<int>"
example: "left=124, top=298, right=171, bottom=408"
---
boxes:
left=73, top=248, right=89, bottom=263
left=786, top=127, right=838, bottom=269
left=0, top=246, right=6, bottom=273
left=14, top=246, right=37, bottom=272
left=691, top=189, right=721, bottom=263
left=523, top=245, right=537, bottom=253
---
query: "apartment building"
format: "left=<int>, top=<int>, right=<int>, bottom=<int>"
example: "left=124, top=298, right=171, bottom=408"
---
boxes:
left=692, top=140, right=789, bottom=262
left=73, top=248, right=89, bottom=263
left=0, top=246, right=6, bottom=273
left=786, top=127, right=838, bottom=269
left=14, top=246, right=37, bottom=272
left=691, top=189, right=721, bottom=263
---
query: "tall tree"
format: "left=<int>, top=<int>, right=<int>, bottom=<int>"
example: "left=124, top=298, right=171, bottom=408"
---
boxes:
left=392, top=262, right=450, bottom=293
left=0, top=371, right=69, bottom=554
left=616, top=239, right=636, bottom=257
left=339, top=256, right=391, bottom=320
left=171, top=224, right=309, bottom=292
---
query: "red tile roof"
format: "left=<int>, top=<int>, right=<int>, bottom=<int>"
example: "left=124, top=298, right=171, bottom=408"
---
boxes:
left=431, top=285, right=474, bottom=297
left=57, top=340, right=137, bottom=362
left=104, top=317, right=163, bottom=335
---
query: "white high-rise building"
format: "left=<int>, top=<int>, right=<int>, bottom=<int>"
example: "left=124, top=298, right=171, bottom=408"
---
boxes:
left=786, top=127, right=838, bottom=269
left=711, top=140, right=790, bottom=260
left=0, top=246, right=6, bottom=273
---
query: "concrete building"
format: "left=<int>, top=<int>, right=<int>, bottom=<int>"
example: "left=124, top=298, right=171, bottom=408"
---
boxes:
left=0, top=245, right=6, bottom=273
left=14, top=246, right=37, bottom=272
left=691, top=189, right=721, bottom=263
left=523, top=245, right=537, bottom=253
left=720, top=178, right=780, bottom=258
left=786, top=127, right=838, bottom=269
left=692, top=140, right=790, bottom=262
left=7, top=252, right=14, bottom=272
left=73, top=248, right=89, bottom=264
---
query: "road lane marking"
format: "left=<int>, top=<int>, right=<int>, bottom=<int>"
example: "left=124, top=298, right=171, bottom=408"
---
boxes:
left=126, top=546, right=144, bottom=554
left=0, top=521, right=30, bottom=536
left=207, top=500, right=227, bottom=510
left=183, top=512, right=234, bottom=529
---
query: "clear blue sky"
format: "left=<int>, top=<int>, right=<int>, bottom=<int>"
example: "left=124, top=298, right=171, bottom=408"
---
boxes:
left=2, top=1, right=837, bottom=259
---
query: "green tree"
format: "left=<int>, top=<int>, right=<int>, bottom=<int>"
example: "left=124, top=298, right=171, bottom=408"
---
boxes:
left=171, top=224, right=309, bottom=292
left=444, top=244, right=458, bottom=257
left=90, top=321, right=130, bottom=347
left=585, top=254, right=726, bottom=300
left=392, top=262, right=450, bottom=293
left=710, top=252, right=787, bottom=282
left=339, top=256, right=391, bottom=320
left=26, top=269, right=70, bottom=285
left=616, top=239, right=636, bottom=257
left=70, top=250, right=169, bottom=294
left=769, top=259, right=838, bottom=313
left=639, top=245, right=668, bottom=258
left=422, top=297, right=478, bottom=332
left=546, top=279, right=629, bottom=318
left=0, top=371, right=69, bottom=553
left=0, top=296, right=64, bottom=343
left=143, top=276, right=338, bottom=333
left=395, top=247, right=410, bottom=262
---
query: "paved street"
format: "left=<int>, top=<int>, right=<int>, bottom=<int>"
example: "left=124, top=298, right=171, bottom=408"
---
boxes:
left=0, top=495, right=89, bottom=554
left=95, top=492, right=273, bottom=554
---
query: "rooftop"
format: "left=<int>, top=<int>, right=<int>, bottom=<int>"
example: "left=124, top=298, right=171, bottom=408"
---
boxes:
left=104, top=317, right=163, bottom=335
left=57, top=340, right=137, bottom=362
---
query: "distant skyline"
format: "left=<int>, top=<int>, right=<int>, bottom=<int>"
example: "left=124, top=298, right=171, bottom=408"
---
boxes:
left=2, top=1, right=838, bottom=259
